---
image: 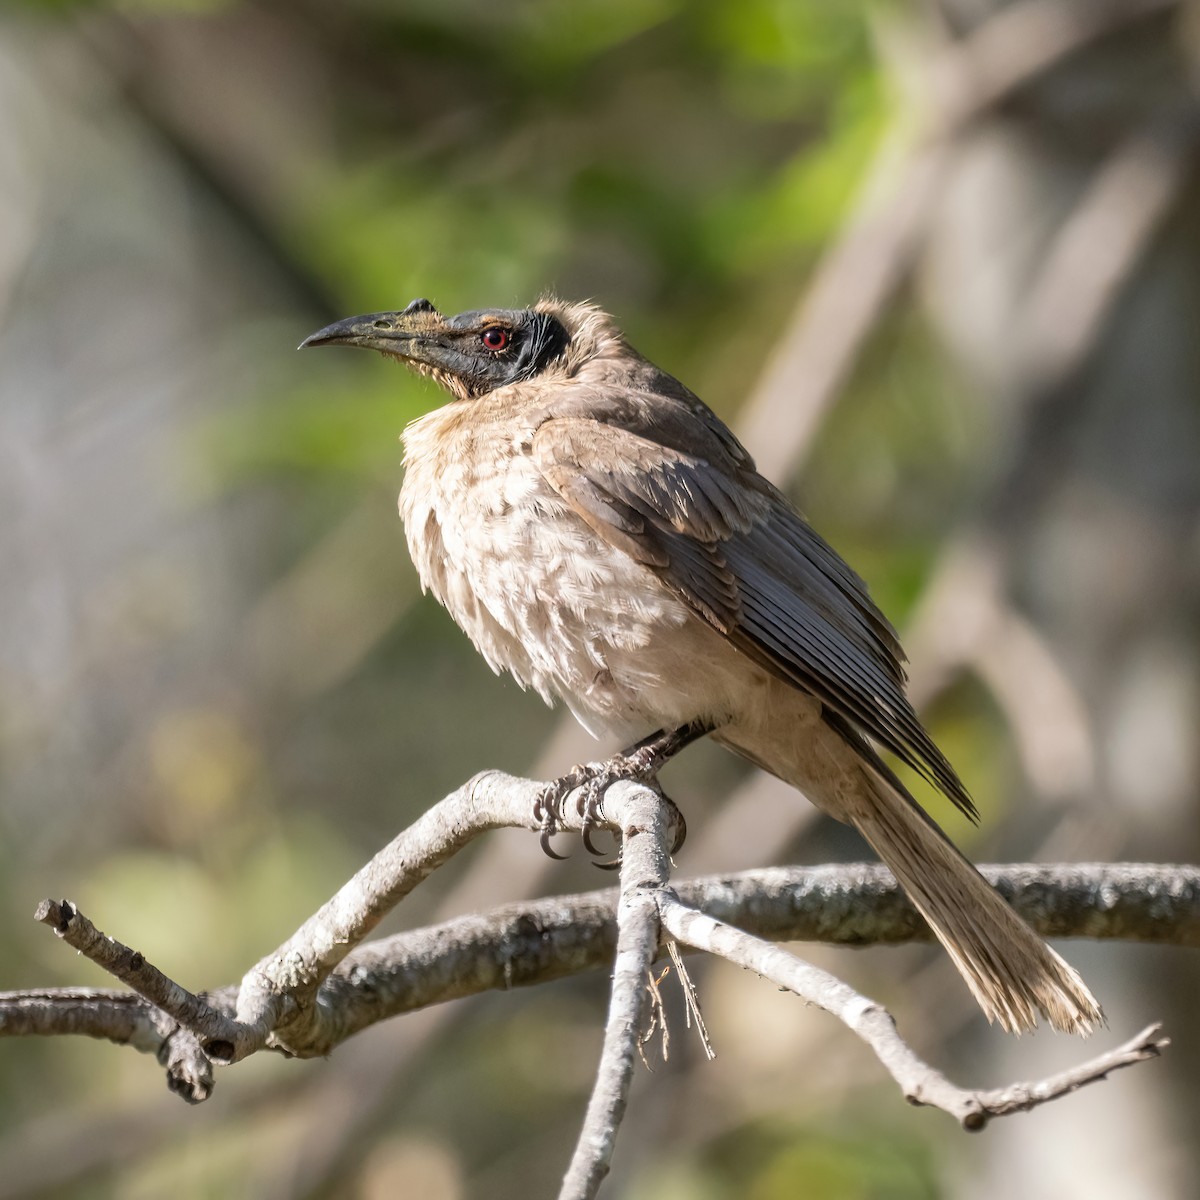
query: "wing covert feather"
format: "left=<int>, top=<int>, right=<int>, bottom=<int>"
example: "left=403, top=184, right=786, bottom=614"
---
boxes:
left=530, top=407, right=975, bottom=819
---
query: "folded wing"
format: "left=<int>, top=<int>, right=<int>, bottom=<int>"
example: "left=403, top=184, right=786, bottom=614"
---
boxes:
left=531, top=402, right=976, bottom=820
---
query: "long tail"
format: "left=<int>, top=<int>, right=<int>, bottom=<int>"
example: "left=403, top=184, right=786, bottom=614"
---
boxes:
left=852, top=761, right=1102, bottom=1035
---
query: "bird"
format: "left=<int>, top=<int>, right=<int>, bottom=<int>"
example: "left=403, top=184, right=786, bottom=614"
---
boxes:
left=301, top=296, right=1102, bottom=1035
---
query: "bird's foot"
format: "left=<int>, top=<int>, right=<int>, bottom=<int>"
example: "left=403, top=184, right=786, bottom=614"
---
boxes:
left=579, top=787, right=687, bottom=871
left=533, top=724, right=708, bottom=865
left=533, top=756, right=635, bottom=862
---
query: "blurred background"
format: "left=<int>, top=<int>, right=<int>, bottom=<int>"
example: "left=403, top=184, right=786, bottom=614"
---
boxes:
left=1, top=0, right=1198, bottom=1196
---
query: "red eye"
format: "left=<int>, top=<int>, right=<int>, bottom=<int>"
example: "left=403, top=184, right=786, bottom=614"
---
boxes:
left=481, top=327, right=509, bottom=351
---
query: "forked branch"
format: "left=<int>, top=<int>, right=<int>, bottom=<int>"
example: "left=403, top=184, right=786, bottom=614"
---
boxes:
left=1, top=771, right=1185, bottom=1199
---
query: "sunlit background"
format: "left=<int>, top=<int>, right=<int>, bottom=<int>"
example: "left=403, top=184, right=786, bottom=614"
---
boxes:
left=1, top=1, right=1198, bottom=1197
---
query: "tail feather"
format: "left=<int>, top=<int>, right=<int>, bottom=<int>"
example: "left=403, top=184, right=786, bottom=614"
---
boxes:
left=853, top=765, right=1103, bottom=1035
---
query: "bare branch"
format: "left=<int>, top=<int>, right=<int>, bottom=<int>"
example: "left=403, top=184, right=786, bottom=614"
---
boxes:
left=6, top=767, right=1186, bottom=1198
left=968, top=1024, right=1168, bottom=1119
left=20, top=772, right=558, bottom=1068
left=33, top=899, right=242, bottom=1052
left=314, top=861, right=1197, bottom=1046
left=0, top=987, right=161, bottom=1050
left=10, top=862, right=1196, bottom=1059
left=560, top=782, right=679, bottom=1200
left=658, top=895, right=1166, bottom=1130
left=235, top=769, right=556, bottom=1059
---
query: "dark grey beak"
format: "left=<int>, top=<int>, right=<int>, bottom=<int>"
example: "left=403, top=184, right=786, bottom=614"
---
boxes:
left=299, top=299, right=442, bottom=352
left=298, top=313, right=410, bottom=352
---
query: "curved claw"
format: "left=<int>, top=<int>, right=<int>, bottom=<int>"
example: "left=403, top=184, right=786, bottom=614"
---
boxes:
left=539, top=823, right=571, bottom=860
left=669, top=806, right=688, bottom=855
left=649, top=788, right=687, bottom=855
left=577, top=782, right=609, bottom=857
left=536, top=743, right=694, bottom=863
left=581, top=820, right=606, bottom=857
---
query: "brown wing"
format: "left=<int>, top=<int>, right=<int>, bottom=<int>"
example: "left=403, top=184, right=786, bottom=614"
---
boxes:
left=531, top=402, right=976, bottom=820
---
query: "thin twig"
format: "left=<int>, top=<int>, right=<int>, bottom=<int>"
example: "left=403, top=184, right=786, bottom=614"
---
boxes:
left=667, top=940, right=715, bottom=1061
left=658, top=895, right=1166, bottom=1129
left=559, top=781, right=679, bottom=1200
left=639, top=967, right=671, bottom=1070
left=969, top=1023, right=1169, bottom=1117
left=33, top=899, right=242, bottom=1051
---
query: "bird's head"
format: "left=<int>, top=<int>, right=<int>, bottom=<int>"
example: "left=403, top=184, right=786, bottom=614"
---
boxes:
left=300, top=297, right=618, bottom=401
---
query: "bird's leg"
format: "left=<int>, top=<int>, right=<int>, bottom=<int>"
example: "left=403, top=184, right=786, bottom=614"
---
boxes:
left=535, top=720, right=711, bottom=860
